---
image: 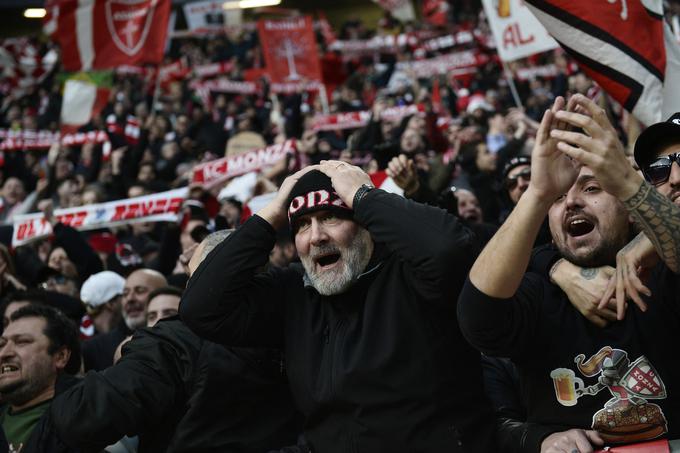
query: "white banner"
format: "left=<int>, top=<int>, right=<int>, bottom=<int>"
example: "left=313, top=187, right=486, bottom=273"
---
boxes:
left=183, top=0, right=225, bottom=31
left=12, top=188, right=188, bottom=247
left=481, top=0, right=557, bottom=61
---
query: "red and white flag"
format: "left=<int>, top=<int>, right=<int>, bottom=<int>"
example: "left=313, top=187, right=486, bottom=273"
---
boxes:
left=12, top=187, right=187, bottom=247
left=369, top=170, right=404, bottom=196
left=44, top=0, right=171, bottom=71
left=258, top=16, right=322, bottom=85
left=524, top=0, right=680, bottom=125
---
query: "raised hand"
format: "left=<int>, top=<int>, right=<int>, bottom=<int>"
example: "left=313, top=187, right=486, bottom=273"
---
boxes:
left=528, top=96, right=580, bottom=203
left=549, top=94, right=642, bottom=200
left=256, top=165, right=320, bottom=229
left=386, top=154, right=419, bottom=195
left=599, top=232, right=656, bottom=320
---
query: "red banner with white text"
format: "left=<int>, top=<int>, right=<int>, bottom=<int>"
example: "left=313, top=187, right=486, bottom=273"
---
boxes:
left=258, top=16, right=322, bottom=85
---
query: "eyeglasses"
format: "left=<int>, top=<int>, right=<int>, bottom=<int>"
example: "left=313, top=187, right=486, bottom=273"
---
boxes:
left=505, top=168, right=531, bottom=190
left=642, top=153, right=680, bottom=186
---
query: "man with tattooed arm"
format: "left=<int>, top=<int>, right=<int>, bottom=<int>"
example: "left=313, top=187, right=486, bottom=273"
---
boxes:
left=458, top=94, right=680, bottom=453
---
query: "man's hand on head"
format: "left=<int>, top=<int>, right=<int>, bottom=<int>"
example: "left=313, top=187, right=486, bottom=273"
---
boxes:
left=318, top=160, right=372, bottom=209
left=256, top=165, right=320, bottom=230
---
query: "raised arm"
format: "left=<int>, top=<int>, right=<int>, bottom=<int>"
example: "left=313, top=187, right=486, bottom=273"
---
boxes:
left=179, top=166, right=318, bottom=347
left=469, top=97, right=579, bottom=297
left=317, top=160, right=478, bottom=296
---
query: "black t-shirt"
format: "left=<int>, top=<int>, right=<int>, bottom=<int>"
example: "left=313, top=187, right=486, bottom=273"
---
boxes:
left=458, top=262, right=680, bottom=444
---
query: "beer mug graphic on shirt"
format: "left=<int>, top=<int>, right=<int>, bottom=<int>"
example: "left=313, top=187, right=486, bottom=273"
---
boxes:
left=550, top=368, right=585, bottom=407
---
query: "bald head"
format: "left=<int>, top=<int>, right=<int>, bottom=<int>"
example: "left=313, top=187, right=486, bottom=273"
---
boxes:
left=122, top=269, right=167, bottom=330
left=188, top=229, right=233, bottom=276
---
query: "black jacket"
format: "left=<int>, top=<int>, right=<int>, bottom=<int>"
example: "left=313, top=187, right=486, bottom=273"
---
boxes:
left=81, top=319, right=132, bottom=371
left=180, top=189, right=496, bottom=453
left=51, top=317, right=300, bottom=453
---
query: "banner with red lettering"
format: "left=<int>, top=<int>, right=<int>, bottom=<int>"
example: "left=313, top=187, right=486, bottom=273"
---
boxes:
left=258, top=16, right=322, bottom=85
left=0, top=130, right=110, bottom=151
left=480, top=0, right=557, bottom=61
left=192, top=140, right=296, bottom=186
left=311, top=105, right=425, bottom=132
left=189, top=78, right=258, bottom=95
left=44, top=0, right=171, bottom=71
left=395, top=50, right=487, bottom=78
left=12, top=187, right=188, bottom=247
left=193, top=61, right=235, bottom=79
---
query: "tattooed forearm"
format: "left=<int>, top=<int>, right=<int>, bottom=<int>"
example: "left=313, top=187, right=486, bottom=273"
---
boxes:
left=623, top=181, right=680, bottom=272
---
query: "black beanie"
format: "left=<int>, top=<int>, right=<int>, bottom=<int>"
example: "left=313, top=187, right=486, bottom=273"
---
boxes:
left=502, top=156, right=531, bottom=179
left=286, top=170, right=352, bottom=230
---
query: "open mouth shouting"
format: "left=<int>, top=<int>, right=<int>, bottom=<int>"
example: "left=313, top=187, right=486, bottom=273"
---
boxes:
left=565, top=216, right=595, bottom=238
left=0, top=363, right=19, bottom=376
left=312, top=250, right=342, bottom=271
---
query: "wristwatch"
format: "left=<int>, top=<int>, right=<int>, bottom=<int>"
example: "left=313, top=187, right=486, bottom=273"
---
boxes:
left=353, top=183, right=374, bottom=208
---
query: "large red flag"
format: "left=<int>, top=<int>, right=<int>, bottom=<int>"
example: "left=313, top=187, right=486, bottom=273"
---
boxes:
left=44, top=0, right=170, bottom=72
left=257, top=16, right=322, bottom=86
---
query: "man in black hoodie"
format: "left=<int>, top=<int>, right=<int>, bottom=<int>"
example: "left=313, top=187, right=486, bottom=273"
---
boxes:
left=180, top=161, right=495, bottom=453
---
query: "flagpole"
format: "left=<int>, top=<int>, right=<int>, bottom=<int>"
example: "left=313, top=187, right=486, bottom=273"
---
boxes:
left=318, top=83, right=330, bottom=114
left=501, top=60, right=523, bottom=109
left=151, top=64, right=163, bottom=114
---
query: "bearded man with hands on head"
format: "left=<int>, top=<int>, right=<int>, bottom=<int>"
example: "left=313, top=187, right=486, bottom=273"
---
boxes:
left=458, top=94, right=680, bottom=453
left=180, top=160, right=496, bottom=453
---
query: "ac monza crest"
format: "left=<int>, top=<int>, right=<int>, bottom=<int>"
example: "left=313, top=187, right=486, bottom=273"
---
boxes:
left=621, top=356, right=666, bottom=400
left=105, top=0, right=156, bottom=56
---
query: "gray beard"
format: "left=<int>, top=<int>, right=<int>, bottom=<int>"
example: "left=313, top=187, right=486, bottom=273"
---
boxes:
left=301, top=227, right=373, bottom=296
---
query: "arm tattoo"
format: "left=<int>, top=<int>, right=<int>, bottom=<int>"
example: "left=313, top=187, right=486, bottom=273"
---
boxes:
left=580, top=268, right=597, bottom=280
left=623, top=181, right=680, bottom=272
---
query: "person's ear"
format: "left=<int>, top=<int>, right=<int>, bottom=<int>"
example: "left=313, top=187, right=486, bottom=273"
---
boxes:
left=53, top=346, right=71, bottom=371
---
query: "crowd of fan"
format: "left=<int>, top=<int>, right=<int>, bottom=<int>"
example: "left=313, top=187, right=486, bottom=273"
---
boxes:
left=0, top=2, right=673, bottom=452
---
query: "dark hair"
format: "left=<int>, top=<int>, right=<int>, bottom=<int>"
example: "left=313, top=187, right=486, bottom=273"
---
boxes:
left=147, top=286, right=183, bottom=305
left=0, top=290, right=48, bottom=319
left=10, top=304, right=81, bottom=375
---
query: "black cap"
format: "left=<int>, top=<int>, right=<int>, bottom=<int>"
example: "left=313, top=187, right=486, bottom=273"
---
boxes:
left=286, top=170, right=352, bottom=231
left=502, top=156, right=531, bottom=179
left=634, top=112, right=680, bottom=168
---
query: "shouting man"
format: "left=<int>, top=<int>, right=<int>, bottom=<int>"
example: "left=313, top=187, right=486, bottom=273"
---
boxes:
left=180, top=162, right=495, bottom=453
left=458, top=95, right=680, bottom=452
